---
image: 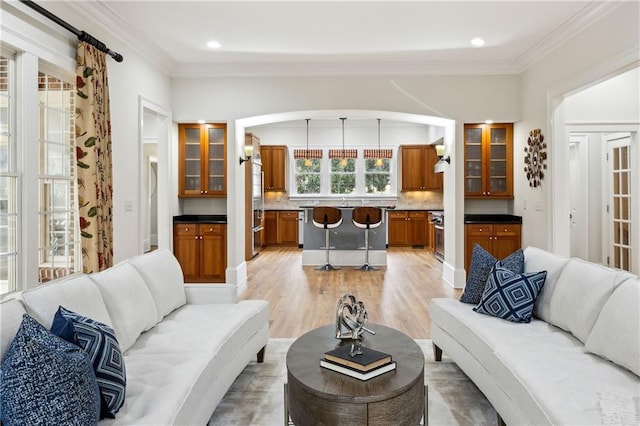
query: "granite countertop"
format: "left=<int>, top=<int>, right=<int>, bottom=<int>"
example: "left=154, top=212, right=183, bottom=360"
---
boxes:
left=464, top=214, right=522, bottom=224
left=173, top=215, right=227, bottom=224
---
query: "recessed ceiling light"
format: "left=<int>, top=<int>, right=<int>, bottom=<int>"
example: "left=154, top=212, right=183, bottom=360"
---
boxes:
left=197, top=119, right=206, bottom=124
left=485, top=119, right=493, bottom=124
left=206, top=40, right=221, bottom=49
left=471, top=37, right=485, bottom=47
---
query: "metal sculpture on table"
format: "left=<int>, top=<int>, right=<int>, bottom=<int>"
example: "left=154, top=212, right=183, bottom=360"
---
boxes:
left=335, top=294, right=375, bottom=356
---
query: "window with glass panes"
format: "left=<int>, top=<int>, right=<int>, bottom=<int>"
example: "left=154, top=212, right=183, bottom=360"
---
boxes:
left=364, top=149, right=392, bottom=195
left=293, top=149, right=322, bottom=194
left=38, top=72, right=79, bottom=283
left=0, top=55, right=17, bottom=294
left=330, top=159, right=356, bottom=195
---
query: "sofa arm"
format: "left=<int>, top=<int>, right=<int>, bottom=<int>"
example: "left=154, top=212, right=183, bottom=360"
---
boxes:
left=184, top=284, right=238, bottom=304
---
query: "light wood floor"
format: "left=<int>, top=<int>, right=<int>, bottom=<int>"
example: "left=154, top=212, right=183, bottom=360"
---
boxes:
left=239, top=247, right=461, bottom=339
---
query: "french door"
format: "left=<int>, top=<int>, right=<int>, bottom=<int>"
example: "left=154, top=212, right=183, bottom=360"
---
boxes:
left=606, top=133, right=635, bottom=272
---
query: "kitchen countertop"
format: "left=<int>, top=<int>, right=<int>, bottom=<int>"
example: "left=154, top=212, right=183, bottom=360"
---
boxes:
left=173, top=214, right=227, bottom=224
left=464, top=214, right=522, bottom=224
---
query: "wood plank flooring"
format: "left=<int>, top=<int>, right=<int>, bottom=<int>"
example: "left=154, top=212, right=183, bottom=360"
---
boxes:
left=239, top=247, right=461, bottom=339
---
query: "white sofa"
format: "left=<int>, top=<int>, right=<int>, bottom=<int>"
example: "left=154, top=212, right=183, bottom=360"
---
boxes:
left=0, top=249, right=269, bottom=425
left=431, top=246, right=640, bottom=425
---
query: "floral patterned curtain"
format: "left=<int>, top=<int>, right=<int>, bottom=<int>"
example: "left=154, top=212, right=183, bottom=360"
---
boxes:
left=75, top=41, right=113, bottom=273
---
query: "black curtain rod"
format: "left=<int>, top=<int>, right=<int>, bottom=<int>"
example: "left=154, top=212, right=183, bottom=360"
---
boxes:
left=19, top=0, right=124, bottom=62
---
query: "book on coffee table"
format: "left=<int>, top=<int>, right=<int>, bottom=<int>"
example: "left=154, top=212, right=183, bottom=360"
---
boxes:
left=324, top=345, right=392, bottom=372
left=320, top=359, right=397, bottom=380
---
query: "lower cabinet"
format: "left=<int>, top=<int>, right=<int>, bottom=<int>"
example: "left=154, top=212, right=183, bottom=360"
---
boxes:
left=387, top=211, right=428, bottom=247
left=264, top=210, right=299, bottom=247
left=464, top=223, right=521, bottom=272
left=173, top=223, right=226, bottom=283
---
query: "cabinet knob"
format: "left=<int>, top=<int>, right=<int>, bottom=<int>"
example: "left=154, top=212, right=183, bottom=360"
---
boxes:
left=204, top=191, right=208, bottom=194
left=200, top=190, right=204, bottom=194
left=479, top=228, right=483, bottom=232
left=185, top=228, right=189, bottom=231
left=504, top=228, right=508, bottom=232
left=195, top=236, right=198, bottom=240
left=487, top=192, right=491, bottom=195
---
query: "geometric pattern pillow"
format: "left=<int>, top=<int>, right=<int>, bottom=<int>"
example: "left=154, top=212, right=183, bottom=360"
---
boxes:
left=51, top=306, right=126, bottom=419
left=0, top=314, right=101, bottom=425
left=473, top=265, right=547, bottom=323
left=460, top=244, right=524, bottom=304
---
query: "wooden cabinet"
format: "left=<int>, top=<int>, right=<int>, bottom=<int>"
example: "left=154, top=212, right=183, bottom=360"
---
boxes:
left=464, top=223, right=521, bottom=272
left=401, top=145, right=443, bottom=191
left=464, top=123, right=513, bottom=199
left=387, top=210, right=428, bottom=246
left=426, top=212, right=435, bottom=251
left=178, top=123, right=226, bottom=197
left=173, top=223, right=226, bottom=283
left=261, top=145, right=287, bottom=192
left=264, top=210, right=299, bottom=246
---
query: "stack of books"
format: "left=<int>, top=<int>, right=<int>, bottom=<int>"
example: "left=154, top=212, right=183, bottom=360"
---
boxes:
left=320, top=345, right=396, bottom=380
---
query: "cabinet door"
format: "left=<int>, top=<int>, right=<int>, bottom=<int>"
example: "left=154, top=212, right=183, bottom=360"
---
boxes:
left=178, top=125, right=205, bottom=197
left=200, top=225, right=226, bottom=282
left=401, top=146, right=425, bottom=191
left=485, top=124, right=513, bottom=198
left=173, top=224, right=200, bottom=281
left=426, top=213, right=435, bottom=251
left=263, top=146, right=287, bottom=192
left=205, top=124, right=227, bottom=196
left=492, top=224, right=521, bottom=260
left=465, top=224, right=493, bottom=272
left=422, top=147, right=443, bottom=191
left=464, top=125, right=484, bottom=197
left=387, top=211, right=408, bottom=246
left=264, top=211, right=278, bottom=245
left=278, top=211, right=299, bottom=246
left=406, top=211, right=427, bottom=245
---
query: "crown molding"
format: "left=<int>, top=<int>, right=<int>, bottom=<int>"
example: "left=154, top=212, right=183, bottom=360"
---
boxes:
left=515, top=1, right=627, bottom=72
left=64, top=1, right=176, bottom=75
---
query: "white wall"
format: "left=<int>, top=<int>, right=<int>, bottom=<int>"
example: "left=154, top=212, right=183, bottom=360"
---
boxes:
left=516, top=1, right=639, bottom=252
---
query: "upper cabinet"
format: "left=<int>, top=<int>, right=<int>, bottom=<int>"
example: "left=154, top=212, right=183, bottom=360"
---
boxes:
left=401, top=145, right=443, bottom=191
left=464, top=123, right=513, bottom=199
left=262, top=145, right=287, bottom=192
left=178, top=123, right=227, bottom=197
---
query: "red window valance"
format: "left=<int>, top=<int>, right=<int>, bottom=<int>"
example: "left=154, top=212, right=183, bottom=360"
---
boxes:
left=363, top=149, right=393, bottom=159
left=328, top=149, right=358, bottom=159
left=293, top=149, right=323, bottom=159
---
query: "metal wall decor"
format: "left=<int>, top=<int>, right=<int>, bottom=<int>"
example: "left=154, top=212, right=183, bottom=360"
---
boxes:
left=524, top=129, right=547, bottom=187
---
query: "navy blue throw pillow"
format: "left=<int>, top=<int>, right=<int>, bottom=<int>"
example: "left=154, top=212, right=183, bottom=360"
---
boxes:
left=0, top=314, right=101, bottom=425
left=460, top=245, right=524, bottom=304
left=473, top=265, right=547, bottom=323
left=51, top=306, right=126, bottom=419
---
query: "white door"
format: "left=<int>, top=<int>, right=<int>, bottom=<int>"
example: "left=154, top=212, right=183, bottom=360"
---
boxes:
left=569, top=135, right=589, bottom=260
left=605, top=133, right=634, bottom=272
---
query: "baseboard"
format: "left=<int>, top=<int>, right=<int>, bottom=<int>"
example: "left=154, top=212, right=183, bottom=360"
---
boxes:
left=442, top=260, right=465, bottom=289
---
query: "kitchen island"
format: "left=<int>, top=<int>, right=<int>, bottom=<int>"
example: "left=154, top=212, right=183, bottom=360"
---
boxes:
left=300, top=206, right=387, bottom=267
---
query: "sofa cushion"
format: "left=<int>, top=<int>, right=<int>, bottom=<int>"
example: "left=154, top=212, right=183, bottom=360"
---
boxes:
left=128, top=248, right=186, bottom=322
left=585, top=278, right=640, bottom=377
left=90, top=262, right=158, bottom=352
left=0, top=314, right=101, bottom=425
left=523, top=246, right=570, bottom=321
left=51, top=306, right=127, bottom=418
left=474, top=266, right=547, bottom=323
left=549, top=258, right=634, bottom=343
left=0, top=298, right=27, bottom=362
left=460, top=244, right=523, bottom=304
left=20, top=274, right=112, bottom=328
left=110, top=300, right=269, bottom=424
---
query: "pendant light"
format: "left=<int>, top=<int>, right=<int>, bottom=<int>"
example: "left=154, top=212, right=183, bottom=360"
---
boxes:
left=304, top=118, right=311, bottom=167
left=375, top=118, right=383, bottom=167
left=340, top=117, right=347, bottom=167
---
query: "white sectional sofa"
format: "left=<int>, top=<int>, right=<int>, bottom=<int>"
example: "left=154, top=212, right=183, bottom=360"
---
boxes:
left=431, top=246, right=640, bottom=425
left=0, top=249, right=269, bottom=425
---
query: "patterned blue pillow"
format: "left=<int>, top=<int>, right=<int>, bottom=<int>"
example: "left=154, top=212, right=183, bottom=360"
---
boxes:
left=51, top=306, right=126, bottom=419
left=0, top=314, right=101, bottom=425
left=460, top=245, right=524, bottom=304
left=473, top=265, right=547, bottom=323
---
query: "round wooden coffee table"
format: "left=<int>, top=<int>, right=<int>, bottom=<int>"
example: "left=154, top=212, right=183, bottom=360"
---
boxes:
left=285, top=324, right=426, bottom=425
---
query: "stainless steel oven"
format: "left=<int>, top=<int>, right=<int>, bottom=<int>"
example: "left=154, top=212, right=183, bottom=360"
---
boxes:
left=432, top=212, right=444, bottom=262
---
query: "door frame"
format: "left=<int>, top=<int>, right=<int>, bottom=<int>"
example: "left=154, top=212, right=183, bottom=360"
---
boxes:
left=568, top=134, right=590, bottom=261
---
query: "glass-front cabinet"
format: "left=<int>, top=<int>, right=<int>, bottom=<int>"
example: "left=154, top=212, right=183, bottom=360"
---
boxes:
left=178, top=123, right=227, bottom=197
left=464, top=123, right=513, bottom=199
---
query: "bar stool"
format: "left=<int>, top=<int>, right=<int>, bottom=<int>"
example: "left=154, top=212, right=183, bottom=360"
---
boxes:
left=352, top=207, right=382, bottom=271
left=312, top=206, right=342, bottom=271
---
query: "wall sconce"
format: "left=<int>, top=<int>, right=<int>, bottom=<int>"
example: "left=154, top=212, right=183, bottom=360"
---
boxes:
left=239, top=145, right=253, bottom=165
left=435, top=144, right=450, bottom=164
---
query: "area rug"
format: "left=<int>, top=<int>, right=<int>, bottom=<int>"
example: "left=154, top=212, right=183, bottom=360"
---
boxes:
left=209, top=338, right=496, bottom=425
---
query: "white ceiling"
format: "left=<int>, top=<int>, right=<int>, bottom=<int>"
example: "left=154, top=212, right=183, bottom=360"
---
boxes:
left=69, top=1, right=620, bottom=77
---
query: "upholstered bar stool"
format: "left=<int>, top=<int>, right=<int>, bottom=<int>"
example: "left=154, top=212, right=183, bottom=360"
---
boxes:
left=352, top=207, right=382, bottom=271
left=312, top=206, right=343, bottom=271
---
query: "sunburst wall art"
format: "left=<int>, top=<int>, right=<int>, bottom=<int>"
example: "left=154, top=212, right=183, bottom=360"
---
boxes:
left=524, top=129, right=547, bottom=188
